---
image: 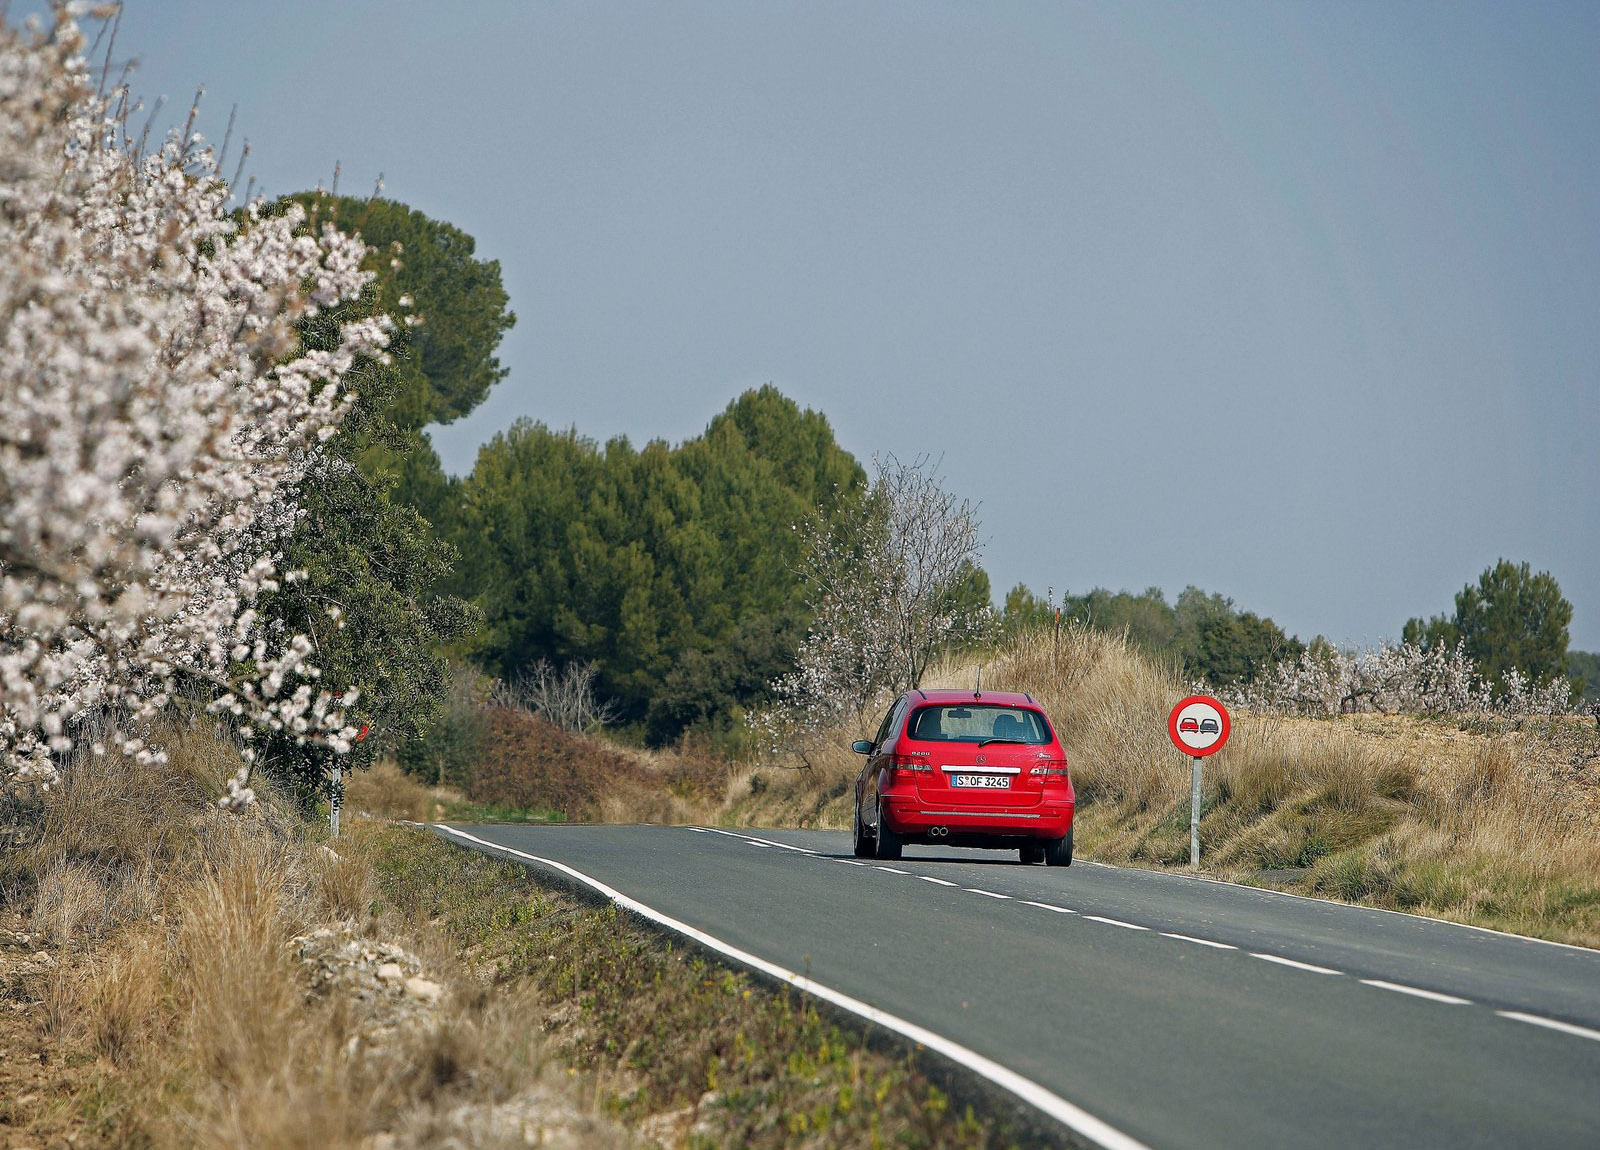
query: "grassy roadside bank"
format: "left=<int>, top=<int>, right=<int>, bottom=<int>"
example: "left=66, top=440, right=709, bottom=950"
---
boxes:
left=357, top=819, right=1022, bottom=1149
left=0, top=730, right=1025, bottom=1148
left=0, top=733, right=631, bottom=1148
left=729, top=627, right=1600, bottom=949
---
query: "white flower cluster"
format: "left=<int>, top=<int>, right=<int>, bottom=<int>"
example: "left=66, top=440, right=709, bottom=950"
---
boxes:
left=0, top=14, right=387, bottom=797
left=1229, top=641, right=1572, bottom=718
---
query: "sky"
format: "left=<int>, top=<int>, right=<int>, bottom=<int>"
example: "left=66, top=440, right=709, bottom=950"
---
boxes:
left=54, top=1, right=1600, bottom=649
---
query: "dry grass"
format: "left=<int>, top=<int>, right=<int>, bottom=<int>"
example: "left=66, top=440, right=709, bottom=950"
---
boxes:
left=470, top=706, right=728, bottom=825
left=1, top=727, right=630, bottom=1148
left=346, top=758, right=446, bottom=823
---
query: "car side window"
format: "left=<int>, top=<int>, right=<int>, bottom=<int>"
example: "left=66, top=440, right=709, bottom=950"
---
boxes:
left=887, top=698, right=908, bottom=741
left=875, top=697, right=909, bottom=749
left=872, top=699, right=900, bottom=748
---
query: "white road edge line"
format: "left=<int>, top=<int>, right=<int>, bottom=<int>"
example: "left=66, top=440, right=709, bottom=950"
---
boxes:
left=963, top=888, right=1012, bottom=900
left=1161, top=933, right=1235, bottom=949
left=433, top=825, right=1151, bottom=1150
left=1360, top=980, right=1471, bottom=1005
left=1250, top=953, right=1342, bottom=975
left=1022, top=901, right=1077, bottom=914
left=920, top=876, right=959, bottom=887
left=875, top=866, right=911, bottom=875
left=1497, top=1011, right=1600, bottom=1043
left=1084, top=916, right=1148, bottom=931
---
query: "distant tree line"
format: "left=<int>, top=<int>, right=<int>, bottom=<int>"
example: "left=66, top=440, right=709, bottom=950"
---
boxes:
left=1001, top=559, right=1591, bottom=710
left=1000, top=584, right=1304, bottom=689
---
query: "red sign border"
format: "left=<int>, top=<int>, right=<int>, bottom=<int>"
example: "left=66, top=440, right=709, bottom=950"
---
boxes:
left=1167, top=694, right=1231, bottom=757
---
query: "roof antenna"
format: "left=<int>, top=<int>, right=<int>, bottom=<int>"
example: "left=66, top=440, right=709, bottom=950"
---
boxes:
left=975, top=666, right=982, bottom=699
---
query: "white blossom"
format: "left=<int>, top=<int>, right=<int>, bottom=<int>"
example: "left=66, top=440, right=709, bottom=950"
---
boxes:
left=1229, top=640, right=1572, bottom=718
left=0, top=12, right=386, bottom=794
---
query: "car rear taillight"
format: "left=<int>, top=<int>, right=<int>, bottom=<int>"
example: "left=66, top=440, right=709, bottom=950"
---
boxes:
left=1029, top=759, right=1071, bottom=782
left=889, top=755, right=933, bottom=782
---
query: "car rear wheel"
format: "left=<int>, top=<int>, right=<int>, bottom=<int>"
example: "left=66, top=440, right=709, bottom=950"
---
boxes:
left=875, top=801, right=903, bottom=861
left=1044, top=826, right=1073, bottom=867
left=852, top=806, right=875, bottom=858
left=1020, top=841, right=1045, bottom=864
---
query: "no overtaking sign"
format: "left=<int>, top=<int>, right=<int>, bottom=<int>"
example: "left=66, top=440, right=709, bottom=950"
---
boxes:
left=1167, top=694, right=1230, bottom=867
left=1167, top=694, right=1230, bottom=756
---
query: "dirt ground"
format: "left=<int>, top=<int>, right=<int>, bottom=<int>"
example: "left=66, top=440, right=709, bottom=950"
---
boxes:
left=0, top=908, right=93, bottom=1149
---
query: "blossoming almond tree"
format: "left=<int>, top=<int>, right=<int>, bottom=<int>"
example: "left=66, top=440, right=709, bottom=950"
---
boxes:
left=0, top=11, right=386, bottom=805
left=1229, top=639, right=1572, bottom=718
left=765, top=455, right=991, bottom=748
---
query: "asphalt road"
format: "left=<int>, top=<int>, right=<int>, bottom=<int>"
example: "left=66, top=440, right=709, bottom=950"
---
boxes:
left=434, top=823, right=1600, bottom=1149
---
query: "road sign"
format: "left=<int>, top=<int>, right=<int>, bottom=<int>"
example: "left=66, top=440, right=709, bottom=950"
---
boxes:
left=1167, top=694, right=1230, bottom=757
left=1169, top=694, right=1230, bottom=868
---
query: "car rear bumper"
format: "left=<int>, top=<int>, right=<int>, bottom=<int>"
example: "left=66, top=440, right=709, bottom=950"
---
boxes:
left=883, top=797, right=1074, bottom=840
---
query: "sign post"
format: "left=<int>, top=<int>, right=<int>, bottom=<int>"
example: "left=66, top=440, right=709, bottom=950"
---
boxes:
left=329, top=767, right=344, bottom=837
left=1167, top=694, right=1231, bottom=867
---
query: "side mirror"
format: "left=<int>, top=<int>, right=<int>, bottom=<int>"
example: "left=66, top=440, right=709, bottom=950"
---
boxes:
left=851, top=740, right=873, bottom=755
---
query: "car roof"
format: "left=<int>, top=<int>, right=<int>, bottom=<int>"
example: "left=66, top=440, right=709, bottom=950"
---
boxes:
left=908, top=689, right=1039, bottom=708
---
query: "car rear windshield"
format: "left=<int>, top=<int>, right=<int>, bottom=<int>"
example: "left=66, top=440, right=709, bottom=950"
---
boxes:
left=906, top=704, right=1052, bottom=744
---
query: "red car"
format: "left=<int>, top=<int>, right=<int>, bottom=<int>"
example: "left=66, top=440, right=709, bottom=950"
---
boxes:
left=852, top=689, right=1075, bottom=865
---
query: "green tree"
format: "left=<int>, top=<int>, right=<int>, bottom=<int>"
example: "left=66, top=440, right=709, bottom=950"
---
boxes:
left=454, top=389, right=866, bottom=742
left=1001, top=583, right=1057, bottom=637
left=1566, top=650, right=1600, bottom=706
left=1065, top=586, right=1181, bottom=655
left=278, top=193, right=515, bottom=535
left=247, top=194, right=509, bottom=798
left=280, top=193, right=516, bottom=431
left=1019, top=583, right=1302, bottom=685
left=1406, top=560, right=1573, bottom=691
left=1401, top=613, right=1460, bottom=651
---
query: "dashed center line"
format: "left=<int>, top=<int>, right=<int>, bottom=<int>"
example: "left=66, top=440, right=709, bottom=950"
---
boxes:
left=683, top=828, right=1600, bottom=1052
left=1162, top=932, right=1236, bottom=950
left=1361, top=980, right=1471, bottom=1005
left=1251, top=953, right=1342, bottom=975
left=1497, top=1012, right=1600, bottom=1043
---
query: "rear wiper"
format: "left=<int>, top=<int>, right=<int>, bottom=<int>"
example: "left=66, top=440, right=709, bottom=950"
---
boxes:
left=977, top=738, right=1027, bottom=746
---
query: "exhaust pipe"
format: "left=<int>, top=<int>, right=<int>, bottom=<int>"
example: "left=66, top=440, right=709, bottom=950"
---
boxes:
left=929, top=825, right=949, bottom=838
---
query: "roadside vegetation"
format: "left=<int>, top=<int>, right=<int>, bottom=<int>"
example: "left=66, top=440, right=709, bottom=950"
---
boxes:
left=0, top=726, right=1018, bottom=1148
left=735, top=625, right=1600, bottom=947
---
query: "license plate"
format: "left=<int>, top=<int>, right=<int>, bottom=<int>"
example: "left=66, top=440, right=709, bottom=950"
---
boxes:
left=951, top=774, right=1010, bottom=789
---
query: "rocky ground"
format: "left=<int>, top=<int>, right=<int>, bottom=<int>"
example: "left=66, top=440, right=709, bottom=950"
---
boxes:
left=0, top=909, right=91, bottom=1149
